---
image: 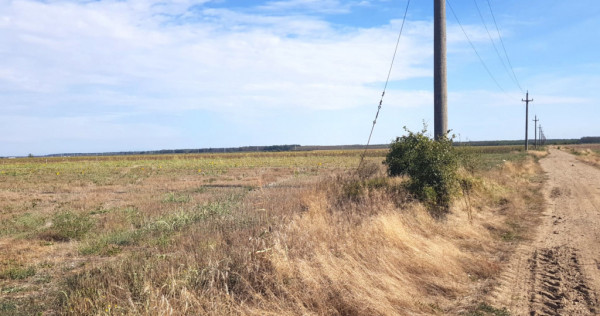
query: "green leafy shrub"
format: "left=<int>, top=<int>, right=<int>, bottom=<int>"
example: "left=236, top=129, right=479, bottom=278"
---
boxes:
left=384, top=126, right=459, bottom=214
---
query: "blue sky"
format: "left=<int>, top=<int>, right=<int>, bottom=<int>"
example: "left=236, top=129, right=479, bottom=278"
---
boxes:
left=1, top=0, right=599, bottom=156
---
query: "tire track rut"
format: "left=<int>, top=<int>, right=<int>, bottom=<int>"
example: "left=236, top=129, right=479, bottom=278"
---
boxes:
left=528, top=247, right=597, bottom=315
left=491, top=149, right=600, bottom=315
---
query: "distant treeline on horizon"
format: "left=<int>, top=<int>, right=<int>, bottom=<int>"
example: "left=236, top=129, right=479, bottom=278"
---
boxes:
left=455, top=137, right=600, bottom=147
left=4, top=137, right=600, bottom=158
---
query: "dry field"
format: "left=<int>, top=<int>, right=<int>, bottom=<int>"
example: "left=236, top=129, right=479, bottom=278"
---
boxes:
left=0, top=148, right=545, bottom=315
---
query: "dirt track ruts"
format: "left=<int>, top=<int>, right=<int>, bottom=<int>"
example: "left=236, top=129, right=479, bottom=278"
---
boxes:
left=492, top=149, right=600, bottom=315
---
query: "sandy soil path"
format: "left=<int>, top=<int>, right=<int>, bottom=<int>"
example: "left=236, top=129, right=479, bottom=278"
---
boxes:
left=491, top=149, right=600, bottom=315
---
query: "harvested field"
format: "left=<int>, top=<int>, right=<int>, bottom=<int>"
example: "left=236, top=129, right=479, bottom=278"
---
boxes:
left=0, top=147, right=548, bottom=315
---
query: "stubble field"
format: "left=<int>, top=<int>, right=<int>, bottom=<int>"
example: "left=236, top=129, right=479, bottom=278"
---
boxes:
left=0, top=147, right=545, bottom=315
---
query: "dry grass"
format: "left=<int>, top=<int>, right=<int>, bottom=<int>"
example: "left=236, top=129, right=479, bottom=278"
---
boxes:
left=0, top=148, right=545, bottom=315
left=560, top=144, right=600, bottom=168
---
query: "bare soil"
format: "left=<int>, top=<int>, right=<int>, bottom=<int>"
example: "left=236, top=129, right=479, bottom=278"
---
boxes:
left=492, top=149, right=600, bottom=315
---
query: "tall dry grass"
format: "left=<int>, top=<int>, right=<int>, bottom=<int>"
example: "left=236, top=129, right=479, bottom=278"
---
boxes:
left=51, top=153, right=545, bottom=315
left=561, top=144, right=600, bottom=168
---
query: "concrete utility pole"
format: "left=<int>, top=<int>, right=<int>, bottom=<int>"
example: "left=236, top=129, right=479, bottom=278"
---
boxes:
left=434, top=0, right=447, bottom=140
left=533, top=115, right=539, bottom=148
left=522, top=91, right=533, bottom=151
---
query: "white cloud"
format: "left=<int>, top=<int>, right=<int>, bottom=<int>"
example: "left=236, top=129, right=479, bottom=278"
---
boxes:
left=0, top=0, right=437, bottom=117
left=1, top=0, right=532, bottom=155
left=257, top=0, right=356, bottom=14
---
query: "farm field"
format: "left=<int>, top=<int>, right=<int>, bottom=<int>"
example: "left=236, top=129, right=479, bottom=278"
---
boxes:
left=1, top=147, right=545, bottom=315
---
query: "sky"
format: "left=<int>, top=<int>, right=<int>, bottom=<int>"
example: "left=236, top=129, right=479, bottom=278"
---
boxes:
left=1, top=0, right=599, bottom=156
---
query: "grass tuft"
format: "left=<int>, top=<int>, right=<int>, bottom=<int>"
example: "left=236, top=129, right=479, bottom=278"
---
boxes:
left=162, top=192, right=191, bottom=203
left=464, top=303, right=510, bottom=316
left=38, top=211, right=94, bottom=241
left=1, top=267, right=36, bottom=280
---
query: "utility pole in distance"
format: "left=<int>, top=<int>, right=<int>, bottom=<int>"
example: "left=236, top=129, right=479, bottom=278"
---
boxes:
left=434, top=0, right=447, bottom=140
left=539, top=126, right=545, bottom=145
left=533, top=115, right=539, bottom=149
left=522, top=91, right=533, bottom=151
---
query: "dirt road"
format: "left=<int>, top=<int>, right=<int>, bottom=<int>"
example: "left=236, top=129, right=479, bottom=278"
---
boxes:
left=492, top=149, right=600, bottom=315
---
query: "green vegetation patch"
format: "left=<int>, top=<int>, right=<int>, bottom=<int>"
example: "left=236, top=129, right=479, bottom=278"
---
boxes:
left=0, top=297, right=46, bottom=316
left=80, top=198, right=235, bottom=256
left=1, top=286, right=26, bottom=294
left=38, top=211, right=94, bottom=241
left=0, top=212, right=47, bottom=237
left=0, top=301, right=16, bottom=313
left=464, top=303, right=510, bottom=316
left=0, top=261, right=36, bottom=280
left=385, top=126, right=459, bottom=214
left=456, top=146, right=527, bottom=171
left=162, top=192, right=191, bottom=203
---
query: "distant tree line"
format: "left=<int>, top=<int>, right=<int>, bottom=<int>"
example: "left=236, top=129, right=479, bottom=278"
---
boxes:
left=39, top=145, right=301, bottom=158
left=453, top=138, right=595, bottom=147
left=262, top=145, right=299, bottom=152
left=5, top=137, right=600, bottom=159
left=581, top=137, right=600, bottom=144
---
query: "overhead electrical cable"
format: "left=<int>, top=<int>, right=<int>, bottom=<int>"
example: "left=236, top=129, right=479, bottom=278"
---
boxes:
left=357, top=0, right=411, bottom=170
left=473, top=0, right=519, bottom=90
left=486, top=0, right=524, bottom=92
left=446, top=0, right=509, bottom=97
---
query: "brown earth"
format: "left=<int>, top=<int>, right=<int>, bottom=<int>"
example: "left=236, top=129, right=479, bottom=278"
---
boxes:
left=492, top=149, right=600, bottom=315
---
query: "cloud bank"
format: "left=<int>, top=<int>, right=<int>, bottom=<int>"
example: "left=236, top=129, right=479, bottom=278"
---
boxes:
left=3, top=0, right=594, bottom=155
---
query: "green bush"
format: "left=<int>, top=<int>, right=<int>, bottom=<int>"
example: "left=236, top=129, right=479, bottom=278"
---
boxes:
left=384, top=126, right=459, bottom=214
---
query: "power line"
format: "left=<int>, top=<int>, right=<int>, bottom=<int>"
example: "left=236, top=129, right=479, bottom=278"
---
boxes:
left=473, top=0, right=519, bottom=91
left=358, top=0, right=411, bottom=169
left=446, top=0, right=509, bottom=96
left=485, top=0, right=531, bottom=121
left=486, top=0, right=524, bottom=92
